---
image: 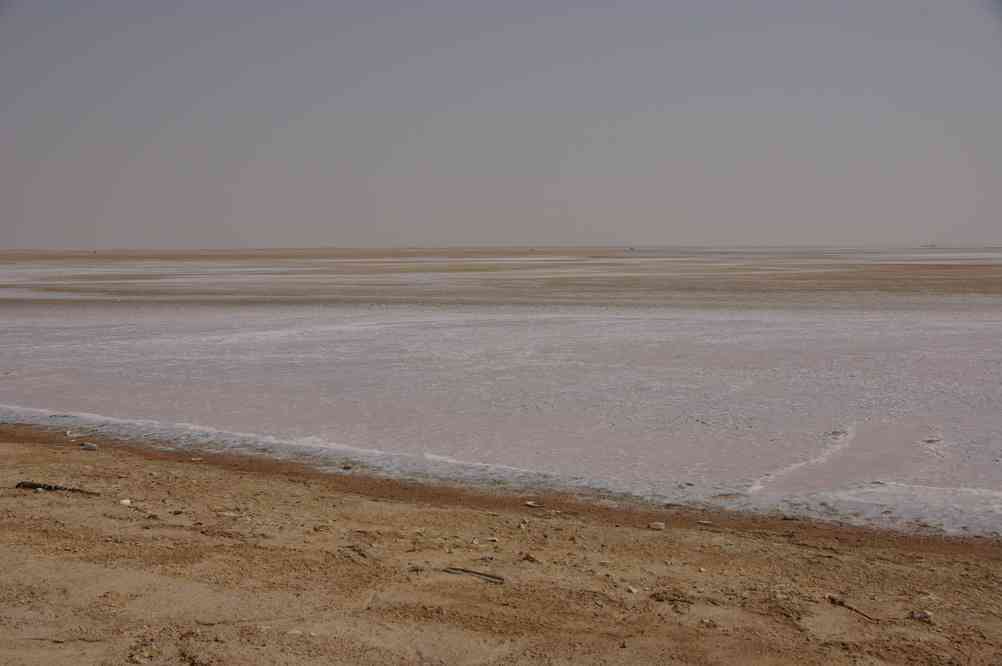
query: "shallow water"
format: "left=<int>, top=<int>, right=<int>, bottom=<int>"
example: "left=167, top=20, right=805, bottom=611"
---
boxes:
left=1, top=249, right=1000, bottom=534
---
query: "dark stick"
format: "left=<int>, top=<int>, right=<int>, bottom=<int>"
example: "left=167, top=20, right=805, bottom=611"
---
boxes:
left=442, top=567, right=505, bottom=584
left=16, top=481, right=100, bottom=496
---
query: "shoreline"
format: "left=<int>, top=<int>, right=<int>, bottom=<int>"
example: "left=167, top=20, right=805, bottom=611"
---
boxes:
left=2, top=424, right=1000, bottom=664
left=6, top=422, right=1000, bottom=550
left=4, top=396, right=1002, bottom=538
left=6, top=416, right=1000, bottom=542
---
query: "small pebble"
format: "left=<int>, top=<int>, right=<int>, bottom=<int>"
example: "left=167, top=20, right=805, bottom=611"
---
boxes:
left=120, top=499, right=132, bottom=506
left=648, top=521, right=667, bottom=531
left=80, top=442, right=98, bottom=451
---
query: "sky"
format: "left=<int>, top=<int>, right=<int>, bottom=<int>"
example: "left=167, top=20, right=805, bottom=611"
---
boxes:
left=2, top=1, right=1001, bottom=249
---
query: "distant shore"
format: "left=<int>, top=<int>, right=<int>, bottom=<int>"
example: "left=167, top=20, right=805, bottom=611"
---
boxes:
left=2, top=423, right=1000, bottom=664
left=3, top=247, right=1002, bottom=308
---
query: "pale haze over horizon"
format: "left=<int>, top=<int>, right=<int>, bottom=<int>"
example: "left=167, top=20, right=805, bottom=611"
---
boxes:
left=3, top=1, right=1001, bottom=250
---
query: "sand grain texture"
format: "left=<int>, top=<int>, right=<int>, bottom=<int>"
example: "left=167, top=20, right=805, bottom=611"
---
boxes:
left=1, top=427, right=1000, bottom=665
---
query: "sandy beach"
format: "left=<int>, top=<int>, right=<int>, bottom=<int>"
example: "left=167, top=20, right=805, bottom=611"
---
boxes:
left=2, top=424, right=1000, bottom=665
left=7, top=0, right=1002, bottom=660
left=2, top=249, right=1001, bottom=663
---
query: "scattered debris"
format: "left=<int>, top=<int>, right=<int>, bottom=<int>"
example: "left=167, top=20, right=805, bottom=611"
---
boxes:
left=79, top=442, right=98, bottom=451
left=339, top=544, right=370, bottom=562
left=647, top=521, right=667, bottom=531
left=697, top=520, right=714, bottom=526
left=189, top=457, right=204, bottom=462
left=120, top=499, right=132, bottom=507
left=524, top=500, right=543, bottom=509
left=826, top=594, right=880, bottom=623
left=442, top=567, right=505, bottom=584
left=908, top=609, right=934, bottom=624
left=650, top=589, right=694, bottom=610
left=626, top=586, right=638, bottom=594
left=520, top=552, right=540, bottom=563
left=24, top=636, right=105, bottom=645
left=15, top=481, right=99, bottom=496
left=341, top=464, right=353, bottom=471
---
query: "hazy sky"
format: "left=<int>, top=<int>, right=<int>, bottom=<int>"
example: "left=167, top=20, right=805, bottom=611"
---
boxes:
left=3, top=1, right=1001, bottom=249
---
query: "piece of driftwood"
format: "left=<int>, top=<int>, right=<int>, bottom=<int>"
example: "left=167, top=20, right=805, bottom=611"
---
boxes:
left=442, top=567, right=505, bottom=584
left=15, top=481, right=100, bottom=496
left=826, top=594, right=880, bottom=623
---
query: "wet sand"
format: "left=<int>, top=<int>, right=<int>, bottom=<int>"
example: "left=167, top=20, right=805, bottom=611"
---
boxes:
left=2, top=425, right=1000, bottom=665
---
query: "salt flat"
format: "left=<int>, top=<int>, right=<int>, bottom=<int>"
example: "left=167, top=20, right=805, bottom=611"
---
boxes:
left=1, top=248, right=1000, bottom=533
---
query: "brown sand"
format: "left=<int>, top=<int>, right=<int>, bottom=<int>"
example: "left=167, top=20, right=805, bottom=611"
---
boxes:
left=1, top=426, right=1000, bottom=664
left=4, top=248, right=1002, bottom=308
